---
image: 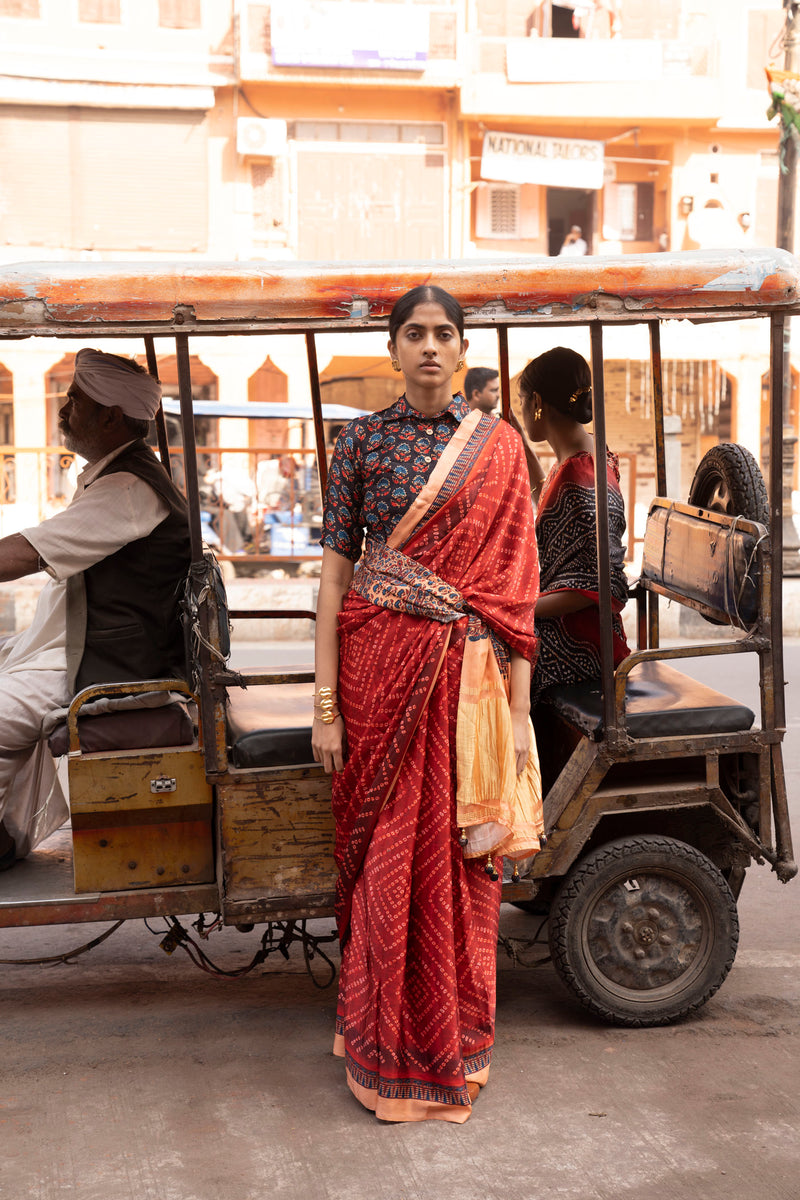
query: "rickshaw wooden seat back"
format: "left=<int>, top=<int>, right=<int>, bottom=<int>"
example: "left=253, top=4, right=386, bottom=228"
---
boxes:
left=640, top=499, right=765, bottom=628
left=540, top=500, right=764, bottom=747
left=60, top=681, right=213, bottom=895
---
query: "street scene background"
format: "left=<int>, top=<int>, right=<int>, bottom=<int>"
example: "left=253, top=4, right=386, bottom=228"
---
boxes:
left=2, top=2, right=800, bottom=1197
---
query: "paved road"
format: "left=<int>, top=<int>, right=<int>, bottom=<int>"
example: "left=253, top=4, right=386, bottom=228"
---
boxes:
left=2, top=645, right=798, bottom=1200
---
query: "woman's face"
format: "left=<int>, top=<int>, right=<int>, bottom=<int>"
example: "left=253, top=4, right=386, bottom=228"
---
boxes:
left=388, top=302, right=467, bottom=391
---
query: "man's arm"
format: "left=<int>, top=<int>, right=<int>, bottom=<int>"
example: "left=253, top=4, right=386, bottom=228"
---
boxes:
left=0, top=533, right=43, bottom=582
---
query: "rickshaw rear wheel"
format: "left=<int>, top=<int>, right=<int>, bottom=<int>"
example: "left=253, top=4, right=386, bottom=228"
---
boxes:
left=688, top=442, right=768, bottom=525
left=548, top=836, right=739, bottom=1027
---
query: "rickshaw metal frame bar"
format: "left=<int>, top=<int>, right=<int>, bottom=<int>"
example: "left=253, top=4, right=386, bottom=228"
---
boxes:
left=770, top=742, right=797, bottom=879
left=589, top=323, right=617, bottom=737
left=759, top=747, right=774, bottom=853
left=305, top=331, right=329, bottom=498
left=498, top=325, right=511, bottom=420
left=0, top=883, right=220, bottom=929
left=769, top=312, right=787, bottom=731
left=649, top=321, right=667, bottom=496
left=144, top=334, right=172, bottom=479
left=175, top=332, right=205, bottom=566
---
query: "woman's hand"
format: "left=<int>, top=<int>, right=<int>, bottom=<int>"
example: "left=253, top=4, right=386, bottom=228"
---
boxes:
left=510, top=708, right=531, bottom=776
left=312, top=715, right=347, bottom=774
left=508, top=649, right=531, bottom=774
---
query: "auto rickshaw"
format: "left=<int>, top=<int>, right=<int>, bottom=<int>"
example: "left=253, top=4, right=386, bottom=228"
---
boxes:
left=0, top=249, right=796, bottom=1025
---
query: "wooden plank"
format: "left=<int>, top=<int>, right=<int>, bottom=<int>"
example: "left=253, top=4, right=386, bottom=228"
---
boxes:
left=69, top=747, right=214, bottom=893
left=218, top=769, right=336, bottom=905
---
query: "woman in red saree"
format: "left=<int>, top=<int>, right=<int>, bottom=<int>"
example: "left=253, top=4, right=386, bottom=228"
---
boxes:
left=514, top=346, right=629, bottom=703
left=312, top=286, right=543, bottom=1123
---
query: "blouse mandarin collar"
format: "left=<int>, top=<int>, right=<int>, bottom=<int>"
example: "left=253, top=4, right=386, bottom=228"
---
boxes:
left=378, top=393, right=469, bottom=422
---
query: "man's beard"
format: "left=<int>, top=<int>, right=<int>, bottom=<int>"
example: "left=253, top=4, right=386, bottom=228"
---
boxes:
left=59, top=421, right=82, bottom=455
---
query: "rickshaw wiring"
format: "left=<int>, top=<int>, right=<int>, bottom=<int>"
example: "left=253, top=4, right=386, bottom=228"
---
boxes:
left=0, top=919, right=125, bottom=966
left=497, top=914, right=551, bottom=968
left=150, top=914, right=339, bottom=987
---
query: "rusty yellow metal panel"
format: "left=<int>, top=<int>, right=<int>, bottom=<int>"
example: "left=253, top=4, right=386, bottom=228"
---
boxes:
left=70, top=747, right=214, bottom=894
left=218, top=767, right=335, bottom=909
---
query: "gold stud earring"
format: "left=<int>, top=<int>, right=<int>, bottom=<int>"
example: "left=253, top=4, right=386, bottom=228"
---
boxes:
left=456, top=359, right=464, bottom=371
left=391, top=359, right=401, bottom=372
left=533, top=405, right=542, bottom=421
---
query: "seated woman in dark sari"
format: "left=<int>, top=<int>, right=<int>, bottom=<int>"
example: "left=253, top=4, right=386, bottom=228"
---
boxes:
left=514, top=346, right=630, bottom=703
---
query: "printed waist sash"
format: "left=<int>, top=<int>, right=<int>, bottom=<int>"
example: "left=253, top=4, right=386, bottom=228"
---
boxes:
left=352, top=538, right=543, bottom=860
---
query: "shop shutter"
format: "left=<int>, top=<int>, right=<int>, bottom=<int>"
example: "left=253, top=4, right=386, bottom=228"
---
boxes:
left=0, top=106, right=208, bottom=252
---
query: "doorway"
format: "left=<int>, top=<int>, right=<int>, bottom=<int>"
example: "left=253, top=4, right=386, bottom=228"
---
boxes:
left=547, top=188, right=595, bottom=256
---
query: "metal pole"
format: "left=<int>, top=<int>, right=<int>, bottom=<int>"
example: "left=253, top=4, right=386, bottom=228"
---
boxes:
left=144, top=335, right=173, bottom=479
left=649, top=321, right=666, bottom=496
left=770, top=313, right=787, bottom=730
left=497, top=325, right=511, bottom=420
left=305, top=332, right=329, bottom=498
left=776, top=0, right=800, bottom=573
left=175, top=333, right=204, bottom=565
left=590, top=323, right=617, bottom=738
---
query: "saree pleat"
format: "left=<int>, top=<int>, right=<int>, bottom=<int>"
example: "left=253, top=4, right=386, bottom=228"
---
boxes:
left=332, top=417, right=540, bottom=1122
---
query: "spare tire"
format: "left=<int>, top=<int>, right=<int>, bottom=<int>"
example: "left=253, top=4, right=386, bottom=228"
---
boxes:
left=687, top=443, right=768, bottom=526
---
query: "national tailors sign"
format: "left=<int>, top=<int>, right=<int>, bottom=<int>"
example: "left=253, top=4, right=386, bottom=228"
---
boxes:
left=481, top=131, right=605, bottom=190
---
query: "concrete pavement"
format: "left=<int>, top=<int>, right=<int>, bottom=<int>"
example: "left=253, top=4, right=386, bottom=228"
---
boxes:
left=1, top=648, right=798, bottom=1200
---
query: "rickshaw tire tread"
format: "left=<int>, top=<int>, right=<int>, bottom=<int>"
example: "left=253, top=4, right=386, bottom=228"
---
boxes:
left=687, top=442, right=769, bottom=526
left=548, top=835, right=739, bottom=1029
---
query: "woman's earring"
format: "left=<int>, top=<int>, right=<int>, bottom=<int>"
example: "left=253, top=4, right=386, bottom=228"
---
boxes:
left=533, top=405, right=542, bottom=421
left=456, top=359, right=464, bottom=371
left=391, top=359, right=401, bottom=372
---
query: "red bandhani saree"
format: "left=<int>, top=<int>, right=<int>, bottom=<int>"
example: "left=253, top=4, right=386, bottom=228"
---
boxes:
left=332, top=411, right=541, bottom=1123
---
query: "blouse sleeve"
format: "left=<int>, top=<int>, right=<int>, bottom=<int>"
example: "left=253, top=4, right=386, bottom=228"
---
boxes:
left=321, top=423, right=366, bottom=562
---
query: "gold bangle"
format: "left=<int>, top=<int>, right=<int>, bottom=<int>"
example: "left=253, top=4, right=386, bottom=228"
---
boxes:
left=314, top=710, right=341, bottom=725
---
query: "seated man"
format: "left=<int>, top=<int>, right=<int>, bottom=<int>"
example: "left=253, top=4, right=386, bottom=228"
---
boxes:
left=0, top=349, right=191, bottom=868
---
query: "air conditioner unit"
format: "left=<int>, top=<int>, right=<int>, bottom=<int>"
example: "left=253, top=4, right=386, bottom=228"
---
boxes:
left=236, top=118, right=288, bottom=158
left=475, top=183, right=520, bottom=240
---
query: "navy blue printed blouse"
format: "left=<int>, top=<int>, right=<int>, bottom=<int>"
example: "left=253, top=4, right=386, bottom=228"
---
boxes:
left=321, top=393, right=471, bottom=562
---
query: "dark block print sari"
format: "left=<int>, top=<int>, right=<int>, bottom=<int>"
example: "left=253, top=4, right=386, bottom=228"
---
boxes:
left=331, top=411, right=541, bottom=1123
left=532, top=448, right=629, bottom=702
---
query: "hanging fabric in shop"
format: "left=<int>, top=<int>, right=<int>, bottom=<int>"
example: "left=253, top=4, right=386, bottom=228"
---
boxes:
left=766, top=67, right=800, bottom=172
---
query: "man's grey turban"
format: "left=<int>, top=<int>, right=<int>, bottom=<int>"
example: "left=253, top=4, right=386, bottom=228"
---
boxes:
left=73, top=348, right=161, bottom=421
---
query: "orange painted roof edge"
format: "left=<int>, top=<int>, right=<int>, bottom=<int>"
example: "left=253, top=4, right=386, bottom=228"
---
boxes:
left=0, top=249, right=797, bottom=332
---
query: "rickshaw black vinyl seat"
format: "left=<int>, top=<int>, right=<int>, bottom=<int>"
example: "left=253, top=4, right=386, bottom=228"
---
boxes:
left=47, top=703, right=194, bottom=757
left=542, top=659, right=755, bottom=742
left=226, top=683, right=314, bottom=769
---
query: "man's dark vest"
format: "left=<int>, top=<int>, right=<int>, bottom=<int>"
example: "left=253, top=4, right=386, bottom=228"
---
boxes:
left=68, top=440, right=191, bottom=693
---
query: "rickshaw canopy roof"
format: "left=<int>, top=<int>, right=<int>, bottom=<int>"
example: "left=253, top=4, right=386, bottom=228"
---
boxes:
left=0, top=249, right=798, bottom=337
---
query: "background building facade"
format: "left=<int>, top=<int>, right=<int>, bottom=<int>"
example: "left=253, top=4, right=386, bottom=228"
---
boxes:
left=0, top=0, right=792, bottom=556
